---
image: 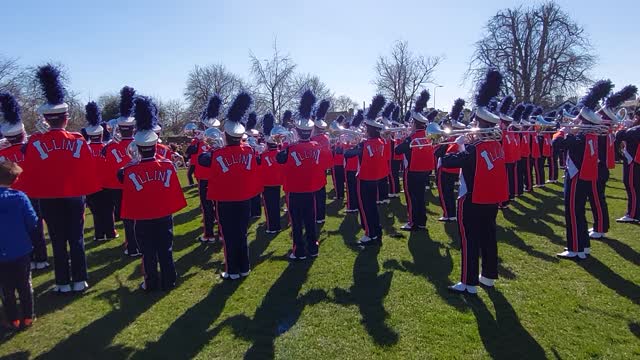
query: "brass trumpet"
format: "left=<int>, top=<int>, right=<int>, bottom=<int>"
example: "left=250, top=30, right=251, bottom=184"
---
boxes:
left=410, top=122, right=502, bottom=147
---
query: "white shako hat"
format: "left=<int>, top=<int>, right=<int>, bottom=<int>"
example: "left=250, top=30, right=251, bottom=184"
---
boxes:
left=0, top=92, right=25, bottom=137
left=224, top=92, right=252, bottom=137
left=296, top=90, right=316, bottom=130
left=364, top=94, right=386, bottom=129
left=84, top=101, right=104, bottom=136
left=601, top=85, right=637, bottom=122
left=202, top=94, right=222, bottom=128
left=411, top=90, right=430, bottom=124
left=314, top=99, right=331, bottom=129
left=132, top=96, right=160, bottom=146
left=116, top=86, right=136, bottom=126
left=36, top=64, right=69, bottom=119
left=380, top=102, right=396, bottom=127
left=575, top=80, right=613, bottom=125
left=474, top=69, right=502, bottom=124
left=498, top=95, right=514, bottom=122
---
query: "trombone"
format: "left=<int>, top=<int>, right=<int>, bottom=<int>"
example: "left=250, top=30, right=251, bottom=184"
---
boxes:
left=410, top=122, right=502, bottom=147
left=557, top=123, right=609, bottom=136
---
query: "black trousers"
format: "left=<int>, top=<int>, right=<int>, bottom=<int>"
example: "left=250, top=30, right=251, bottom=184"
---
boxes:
left=262, top=186, right=281, bottom=231
left=105, top=188, right=136, bottom=251
left=389, top=160, right=402, bottom=195
left=378, top=177, right=389, bottom=201
left=403, top=170, right=428, bottom=227
left=198, top=180, right=216, bottom=238
left=216, top=200, right=251, bottom=275
left=250, top=194, right=262, bottom=218
left=587, top=166, right=610, bottom=233
left=0, top=255, right=33, bottom=321
left=564, top=176, right=591, bottom=252
left=314, top=186, right=326, bottom=221
left=345, top=171, right=359, bottom=211
left=86, top=189, right=117, bottom=240
left=137, top=216, right=177, bottom=290
left=187, top=164, right=195, bottom=185
left=40, top=197, right=88, bottom=285
left=357, top=179, right=383, bottom=239
left=332, top=165, right=345, bottom=199
left=28, top=198, right=47, bottom=262
left=559, top=149, right=566, bottom=167
left=287, top=192, right=319, bottom=257
left=549, top=153, right=560, bottom=181
left=437, top=169, right=457, bottom=218
left=534, top=156, right=545, bottom=185
left=456, top=195, right=498, bottom=286
left=518, top=157, right=533, bottom=193
left=505, top=162, right=517, bottom=200
left=426, top=170, right=433, bottom=188
left=622, top=162, right=640, bottom=220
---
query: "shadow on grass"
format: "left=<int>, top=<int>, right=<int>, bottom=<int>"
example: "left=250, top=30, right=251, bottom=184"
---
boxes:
left=498, top=228, right=560, bottom=263
left=127, top=227, right=274, bottom=359
left=0, top=351, right=30, bottom=360
left=469, top=289, right=546, bottom=359
left=333, top=246, right=399, bottom=347
left=503, top=199, right=565, bottom=245
left=629, top=322, right=640, bottom=339
left=598, top=237, right=640, bottom=266
left=209, top=259, right=325, bottom=360
left=579, top=257, right=640, bottom=305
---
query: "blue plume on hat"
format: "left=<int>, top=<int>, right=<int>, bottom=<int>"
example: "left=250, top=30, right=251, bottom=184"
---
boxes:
left=499, top=95, right=514, bottom=115
left=352, top=110, right=364, bottom=127
left=366, top=94, right=386, bottom=120
left=202, top=94, right=222, bottom=120
left=522, top=104, right=535, bottom=120
left=262, top=113, right=275, bottom=135
left=532, top=106, right=543, bottom=116
left=488, top=99, right=499, bottom=112
left=133, top=96, right=158, bottom=131
left=246, top=112, right=257, bottom=130
left=511, top=103, right=526, bottom=122
left=606, top=85, right=637, bottom=108
left=336, top=115, right=345, bottom=124
left=36, top=64, right=65, bottom=105
left=391, top=106, right=400, bottom=122
left=382, top=102, right=396, bottom=119
left=0, top=93, right=21, bottom=124
left=580, top=80, right=613, bottom=111
left=282, top=110, right=293, bottom=125
left=426, top=110, right=438, bottom=122
left=85, top=101, right=101, bottom=126
left=450, top=98, right=465, bottom=121
left=298, top=90, right=316, bottom=119
left=226, top=92, right=252, bottom=123
left=475, top=69, right=503, bottom=107
left=403, top=111, right=411, bottom=123
left=119, top=86, right=136, bottom=118
left=414, top=90, right=430, bottom=113
left=315, top=99, right=331, bottom=120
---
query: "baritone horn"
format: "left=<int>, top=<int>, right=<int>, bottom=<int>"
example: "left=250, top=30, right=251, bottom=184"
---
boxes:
left=270, top=124, right=295, bottom=145
left=410, top=122, right=502, bottom=147
left=328, top=120, right=363, bottom=144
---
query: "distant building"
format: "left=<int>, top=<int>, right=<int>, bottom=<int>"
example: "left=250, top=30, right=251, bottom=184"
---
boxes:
left=326, top=109, right=355, bottom=122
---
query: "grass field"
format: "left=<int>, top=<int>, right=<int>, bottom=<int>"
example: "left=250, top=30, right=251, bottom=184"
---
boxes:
left=0, top=166, right=639, bottom=360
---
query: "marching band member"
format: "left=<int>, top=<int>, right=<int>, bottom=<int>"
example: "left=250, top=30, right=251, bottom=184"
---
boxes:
left=20, top=64, right=100, bottom=293
left=616, top=108, right=640, bottom=223
left=343, top=111, right=364, bottom=213
left=83, top=102, right=117, bottom=242
left=531, top=107, right=545, bottom=187
left=549, top=127, right=564, bottom=183
left=200, top=92, right=261, bottom=280
left=103, top=86, right=138, bottom=255
left=260, top=113, right=284, bottom=233
left=540, top=113, right=554, bottom=184
left=246, top=112, right=262, bottom=219
left=435, top=99, right=466, bottom=221
left=277, top=90, right=332, bottom=259
left=154, top=124, right=173, bottom=159
left=556, top=80, right=613, bottom=259
left=377, top=102, right=396, bottom=204
left=517, top=104, right=534, bottom=194
left=190, top=95, right=221, bottom=244
left=395, top=90, right=434, bottom=231
left=388, top=106, right=403, bottom=198
left=311, top=99, right=332, bottom=223
left=0, top=93, right=49, bottom=270
left=118, top=96, right=186, bottom=291
left=331, top=115, right=346, bottom=201
left=185, top=136, right=197, bottom=186
left=588, top=85, right=638, bottom=238
left=344, top=95, right=389, bottom=246
left=443, top=69, right=508, bottom=294
left=501, top=101, right=523, bottom=204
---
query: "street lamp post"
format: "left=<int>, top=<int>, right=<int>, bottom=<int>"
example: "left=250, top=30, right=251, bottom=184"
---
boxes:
left=433, top=85, right=443, bottom=109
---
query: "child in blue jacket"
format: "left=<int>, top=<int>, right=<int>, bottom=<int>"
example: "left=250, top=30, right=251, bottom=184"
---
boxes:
left=0, top=161, right=37, bottom=330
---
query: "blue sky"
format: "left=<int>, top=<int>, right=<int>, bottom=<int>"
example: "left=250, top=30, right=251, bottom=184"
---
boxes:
left=2, top=0, right=638, bottom=112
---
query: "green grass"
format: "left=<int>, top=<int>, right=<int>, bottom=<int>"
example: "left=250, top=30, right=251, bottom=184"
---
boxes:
left=1, top=166, right=639, bottom=359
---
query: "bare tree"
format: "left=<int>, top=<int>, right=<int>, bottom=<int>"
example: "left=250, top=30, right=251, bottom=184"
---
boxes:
left=249, top=40, right=297, bottom=120
left=160, top=99, right=187, bottom=133
left=184, top=64, right=245, bottom=121
left=291, top=73, right=334, bottom=110
left=0, top=55, right=23, bottom=95
left=333, top=95, right=359, bottom=112
left=97, top=93, right=120, bottom=121
left=467, top=2, right=596, bottom=106
left=374, top=41, right=442, bottom=116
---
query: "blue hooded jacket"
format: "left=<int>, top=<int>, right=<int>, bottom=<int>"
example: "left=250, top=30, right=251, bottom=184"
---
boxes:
left=0, top=187, right=37, bottom=262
